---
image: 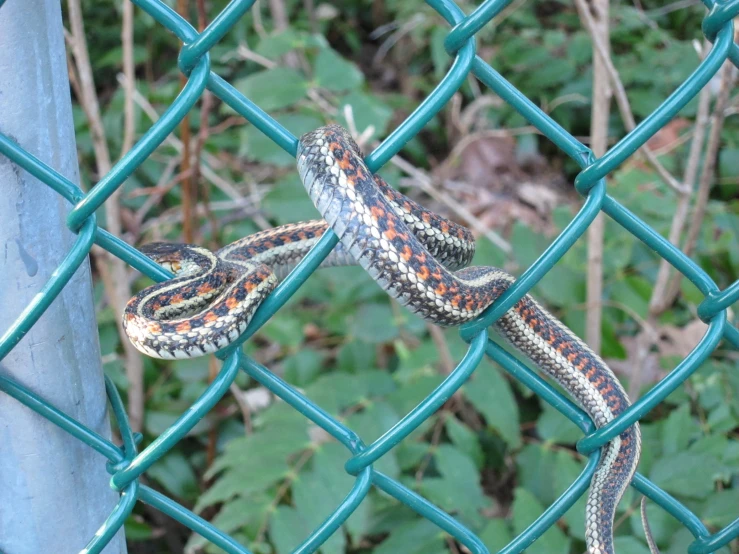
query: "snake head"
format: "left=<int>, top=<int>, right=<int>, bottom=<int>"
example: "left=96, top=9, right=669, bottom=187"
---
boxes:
left=139, top=242, right=211, bottom=277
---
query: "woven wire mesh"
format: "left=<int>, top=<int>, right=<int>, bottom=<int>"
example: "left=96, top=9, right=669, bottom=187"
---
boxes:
left=1, top=0, right=738, bottom=552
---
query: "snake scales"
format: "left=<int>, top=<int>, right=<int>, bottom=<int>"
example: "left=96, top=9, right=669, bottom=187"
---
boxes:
left=123, top=124, right=641, bottom=554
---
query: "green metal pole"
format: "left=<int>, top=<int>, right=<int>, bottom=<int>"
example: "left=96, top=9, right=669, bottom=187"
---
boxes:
left=0, top=1, right=127, bottom=552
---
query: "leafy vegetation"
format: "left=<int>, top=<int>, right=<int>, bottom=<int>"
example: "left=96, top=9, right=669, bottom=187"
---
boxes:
left=68, top=0, right=738, bottom=552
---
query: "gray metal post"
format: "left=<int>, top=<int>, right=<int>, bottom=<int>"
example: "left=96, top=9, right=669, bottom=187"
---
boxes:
left=0, top=1, right=128, bottom=553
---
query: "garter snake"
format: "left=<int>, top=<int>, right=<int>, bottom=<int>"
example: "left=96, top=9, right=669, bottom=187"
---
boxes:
left=123, top=124, right=641, bottom=554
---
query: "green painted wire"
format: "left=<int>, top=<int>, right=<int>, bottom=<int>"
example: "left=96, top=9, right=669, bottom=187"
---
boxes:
left=0, top=0, right=737, bottom=551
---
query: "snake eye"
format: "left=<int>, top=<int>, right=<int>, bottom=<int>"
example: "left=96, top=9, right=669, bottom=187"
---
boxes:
left=161, top=261, right=182, bottom=274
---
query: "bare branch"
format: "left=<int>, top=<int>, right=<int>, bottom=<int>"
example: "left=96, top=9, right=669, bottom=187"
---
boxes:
left=664, top=61, right=736, bottom=301
left=574, top=0, right=690, bottom=195
left=67, top=0, right=145, bottom=432
left=116, top=72, right=245, bottom=201
left=582, top=0, right=612, bottom=355
left=121, top=0, right=136, bottom=155
left=649, top=41, right=713, bottom=316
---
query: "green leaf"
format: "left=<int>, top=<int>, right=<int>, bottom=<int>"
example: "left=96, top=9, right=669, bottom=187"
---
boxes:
left=374, top=519, right=445, bottom=554
left=511, top=488, right=571, bottom=554
left=553, top=451, right=587, bottom=541
left=291, top=443, right=358, bottom=554
left=144, top=410, right=210, bottom=437
left=701, top=489, right=739, bottom=528
left=445, top=416, right=484, bottom=467
left=464, top=366, right=521, bottom=448
left=146, top=452, right=198, bottom=500
left=613, top=536, right=652, bottom=554
left=255, top=29, right=322, bottom=60
left=351, top=303, right=399, bottom=343
left=628, top=497, right=680, bottom=552
left=198, top=427, right=310, bottom=510
left=430, top=27, right=451, bottom=78
left=284, top=349, right=324, bottom=386
left=472, top=236, right=508, bottom=268
left=396, top=441, right=429, bottom=471
left=346, top=401, right=401, bottom=477
left=338, top=91, right=393, bottom=137
left=478, top=519, right=513, bottom=552
left=536, top=403, right=583, bottom=445
left=515, top=444, right=558, bottom=505
left=263, top=174, right=321, bottom=224
left=662, top=528, right=732, bottom=554
left=260, top=313, right=305, bottom=348
left=661, top=404, right=698, bottom=456
left=197, top=462, right=290, bottom=512
left=608, top=276, right=652, bottom=319
left=241, top=114, right=323, bottom=166
left=270, top=506, right=315, bottom=554
left=719, top=148, right=739, bottom=178
left=314, top=48, right=364, bottom=92
left=124, top=519, right=153, bottom=541
left=97, top=45, right=149, bottom=68
left=232, top=67, right=307, bottom=111
left=185, top=494, right=270, bottom=553
left=422, top=444, right=489, bottom=524
left=336, top=340, right=376, bottom=372
left=386, top=374, right=445, bottom=416
left=649, top=451, right=722, bottom=499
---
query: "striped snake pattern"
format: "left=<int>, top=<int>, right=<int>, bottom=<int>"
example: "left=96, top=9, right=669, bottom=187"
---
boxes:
left=123, top=124, right=641, bottom=554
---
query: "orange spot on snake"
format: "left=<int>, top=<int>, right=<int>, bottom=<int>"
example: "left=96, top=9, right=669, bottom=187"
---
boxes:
left=176, top=321, right=191, bottom=333
left=400, top=245, right=413, bottom=261
left=370, top=206, right=385, bottom=220
left=197, top=282, right=214, bottom=294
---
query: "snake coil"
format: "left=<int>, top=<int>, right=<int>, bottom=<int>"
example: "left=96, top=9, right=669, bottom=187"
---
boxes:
left=123, top=124, right=641, bottom=554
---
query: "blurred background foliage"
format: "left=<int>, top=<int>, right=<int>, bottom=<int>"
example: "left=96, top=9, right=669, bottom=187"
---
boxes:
left=65, top=0, right=738, bottom=552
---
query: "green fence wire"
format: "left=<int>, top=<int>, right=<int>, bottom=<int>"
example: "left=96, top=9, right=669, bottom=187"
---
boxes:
left=1, top=0, right=738, bottom=552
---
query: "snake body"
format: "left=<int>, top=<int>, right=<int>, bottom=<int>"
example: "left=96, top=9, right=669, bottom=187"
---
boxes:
left=123, top=124, right=640, bottom=554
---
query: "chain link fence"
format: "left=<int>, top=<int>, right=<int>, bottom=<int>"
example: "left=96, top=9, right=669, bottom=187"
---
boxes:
left=1, top=0, right=738, bottom=552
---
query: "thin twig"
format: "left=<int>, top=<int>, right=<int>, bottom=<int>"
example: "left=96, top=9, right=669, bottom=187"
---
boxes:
left=649, top=41, right=713, bottom=316
left=268, top=0, right=300, bottom=68
left=251, top=0, right=267, bottom=37
left=177, top=0, right=196, bottom=243
left=116, top=72, right=244, bottom=201
left=235, top=44, right=278, bottom=68
left=254, top=448, right=315, bottom=543
left=67, top=0, right=145, bottom=432
left=390, top=154, right=512, bottom=254
left=229, top=383, right=254, bottom=434
left=139, top=199, right=261, bottom=235
left=193, top=0, right=219, bottom=245
left=582, top=0, right=611, bottom=355
left=121, top=0, right=136, bottom=155
left=427, top=324, right=454, bottom=374
left=574, top=0, right=690, bottom=195
left=664, top=61, right=736, bottom=300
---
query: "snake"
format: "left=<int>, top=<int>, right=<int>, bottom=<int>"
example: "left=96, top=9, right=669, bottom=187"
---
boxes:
left=123, top=124, right=641, bottom=554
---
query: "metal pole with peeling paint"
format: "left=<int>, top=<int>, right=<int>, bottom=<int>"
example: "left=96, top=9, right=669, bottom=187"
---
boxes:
left=0, top=1, right=127, bottom=553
